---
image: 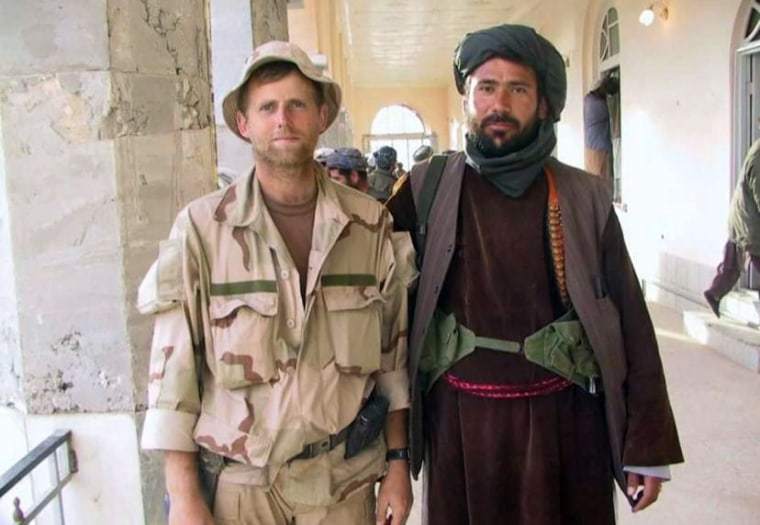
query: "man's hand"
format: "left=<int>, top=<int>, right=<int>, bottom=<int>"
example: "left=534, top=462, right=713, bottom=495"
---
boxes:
left=376, top=460, right=413, bottom=525
left=167, top=493, right=215, bottom=525
left=626, top=472, right=663, bottom=512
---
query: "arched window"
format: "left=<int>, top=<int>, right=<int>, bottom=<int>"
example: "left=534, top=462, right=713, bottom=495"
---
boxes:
left=744, top=0, right=760, bottom=42
left=363, top=105, right=436, bottom=169
left=599, top=7, right=620, bottom=68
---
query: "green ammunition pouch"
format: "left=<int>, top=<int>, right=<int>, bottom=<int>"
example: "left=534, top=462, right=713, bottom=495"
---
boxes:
left=523, top=308, right=602, bottom=394
left=418, top=307, right=602, bottom=395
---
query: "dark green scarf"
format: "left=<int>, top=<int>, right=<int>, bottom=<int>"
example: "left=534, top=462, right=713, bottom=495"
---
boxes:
left=464, top=119, right=556, bottom=198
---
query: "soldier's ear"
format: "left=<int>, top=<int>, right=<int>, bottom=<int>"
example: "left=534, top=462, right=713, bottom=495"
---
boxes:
left=318, top=104, right=329, bottom=132
left=236, top=112, right=251, bottom=140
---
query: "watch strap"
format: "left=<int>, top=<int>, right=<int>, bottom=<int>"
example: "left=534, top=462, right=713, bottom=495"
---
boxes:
left=385, top=447, right=410, bottom=462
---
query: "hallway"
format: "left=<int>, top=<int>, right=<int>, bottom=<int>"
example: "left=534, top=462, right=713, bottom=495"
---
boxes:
left=405, top=302, right=760, bottom=525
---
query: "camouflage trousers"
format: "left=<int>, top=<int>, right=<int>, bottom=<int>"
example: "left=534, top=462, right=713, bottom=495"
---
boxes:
left=212, top=440, right=384, bottom=525
left=212, top=479, right=375, bottom=525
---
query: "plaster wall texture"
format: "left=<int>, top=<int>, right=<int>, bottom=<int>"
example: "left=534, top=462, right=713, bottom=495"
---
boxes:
left=1, top=1, right=215, bottom=521
left=0, top=0, right=215, bottom=416
left=0, top=111, right=22, bottom=409
left=0, top=0, right=109, bottom=75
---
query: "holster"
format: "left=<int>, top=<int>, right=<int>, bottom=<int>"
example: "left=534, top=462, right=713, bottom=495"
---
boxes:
left=344, top=392, right=389, bottom=459
left=197, top=447, right=225, bottom=511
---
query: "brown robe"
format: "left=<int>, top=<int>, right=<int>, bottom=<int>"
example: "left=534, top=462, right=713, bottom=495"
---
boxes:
left=387, top=160, right=683, bottom=524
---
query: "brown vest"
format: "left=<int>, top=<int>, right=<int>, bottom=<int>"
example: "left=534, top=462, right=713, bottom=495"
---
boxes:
left=408, top=152, right=628, bottom=493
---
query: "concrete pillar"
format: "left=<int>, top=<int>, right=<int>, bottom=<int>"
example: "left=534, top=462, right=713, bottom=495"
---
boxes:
left=211, top=0, right=290, bottom=178
left=251, top=0, right=289, bottom=45
left=0, top=1, right=215, bottom=523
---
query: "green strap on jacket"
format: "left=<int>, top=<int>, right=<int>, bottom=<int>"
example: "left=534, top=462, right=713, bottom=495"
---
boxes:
left=418, top=307, right=602, bottom=395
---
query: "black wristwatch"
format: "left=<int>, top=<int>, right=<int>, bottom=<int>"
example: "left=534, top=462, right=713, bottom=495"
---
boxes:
left=385, top=447, right=410, bottom=462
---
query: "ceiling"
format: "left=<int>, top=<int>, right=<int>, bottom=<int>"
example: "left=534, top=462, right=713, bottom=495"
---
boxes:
left=340, top=0, right=538, bottom=87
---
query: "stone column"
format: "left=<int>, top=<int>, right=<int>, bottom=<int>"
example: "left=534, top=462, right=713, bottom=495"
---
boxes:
left=211, top=0, right=290, bottom=178
left=251, top=0, right=289, bottom=45
left=0, top=1, right=215, bottom=523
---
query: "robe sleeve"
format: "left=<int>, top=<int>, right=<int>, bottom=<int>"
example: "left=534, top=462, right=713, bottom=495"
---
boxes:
left=601, top=211, right=684, bottom=467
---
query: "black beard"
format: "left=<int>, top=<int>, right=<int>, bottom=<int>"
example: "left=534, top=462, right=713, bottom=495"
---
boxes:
left=468, top=112, right=542, bottom=158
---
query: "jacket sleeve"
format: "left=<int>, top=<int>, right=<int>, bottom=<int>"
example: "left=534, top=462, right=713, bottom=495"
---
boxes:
left=372, top=209, right=419, bottom=412
left=602, top=211, right=684, bottom=467
left=139, top=210, right=204, bottom=452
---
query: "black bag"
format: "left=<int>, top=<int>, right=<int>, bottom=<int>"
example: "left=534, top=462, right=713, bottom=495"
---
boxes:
left=344, top=393, right=390, bottom=459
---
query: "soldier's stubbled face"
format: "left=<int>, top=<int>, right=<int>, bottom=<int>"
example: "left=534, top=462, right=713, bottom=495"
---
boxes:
left=463, top=57, right=546, bottom=157
left=237, top=71, right=328, bottom=171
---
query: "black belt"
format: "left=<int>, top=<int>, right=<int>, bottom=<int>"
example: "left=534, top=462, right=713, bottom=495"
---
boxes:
left=288, top=425, right=351, bottom=462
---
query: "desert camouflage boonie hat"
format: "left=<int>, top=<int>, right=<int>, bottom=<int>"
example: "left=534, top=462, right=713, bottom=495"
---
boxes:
left=222, top=40, right=342, bottom=142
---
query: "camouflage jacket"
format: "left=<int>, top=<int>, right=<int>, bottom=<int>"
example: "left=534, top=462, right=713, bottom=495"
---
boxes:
left=138, top=168, right=417, bottom=479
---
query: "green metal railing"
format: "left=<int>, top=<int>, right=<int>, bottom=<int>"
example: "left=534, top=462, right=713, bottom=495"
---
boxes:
left=0, top=429, right=77, bottom=524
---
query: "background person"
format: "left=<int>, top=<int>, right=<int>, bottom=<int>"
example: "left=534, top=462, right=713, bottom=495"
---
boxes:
left=325, top=147, right=372, bottom=194
left=314, top=146, right=336, bottom=168
left=704, top=138, right=760, bottom=316
left=369, top=146, right=399, bottom=201
left=583, top=74, right=619, bottom=180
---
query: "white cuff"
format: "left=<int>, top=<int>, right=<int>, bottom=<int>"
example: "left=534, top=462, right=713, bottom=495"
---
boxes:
left=623, top=465, right=672, bottom=481
left=141, top=408, right=199, bottom=452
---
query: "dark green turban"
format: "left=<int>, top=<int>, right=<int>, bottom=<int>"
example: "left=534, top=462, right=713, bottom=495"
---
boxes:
left=453, top=24, right=567, bottom=122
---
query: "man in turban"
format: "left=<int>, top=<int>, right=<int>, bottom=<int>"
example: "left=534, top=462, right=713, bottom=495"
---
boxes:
left=387, top=24, right=683, bottom=524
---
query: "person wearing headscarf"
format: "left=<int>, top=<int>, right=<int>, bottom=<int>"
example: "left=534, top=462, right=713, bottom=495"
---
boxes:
left=386, top=24, right=682, bottom=524
left=325, top=147, right=372, bottom=194
left=313, top=146, right=336, bottom=167
left=369, top=145, right=399, bottom=201
left=391, top=145, right=435, bottom=198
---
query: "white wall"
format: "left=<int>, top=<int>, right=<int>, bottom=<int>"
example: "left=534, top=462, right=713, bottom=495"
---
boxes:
left=528, top=0, right=746, bottom=304
left=0, top=412, right=145, bottom=525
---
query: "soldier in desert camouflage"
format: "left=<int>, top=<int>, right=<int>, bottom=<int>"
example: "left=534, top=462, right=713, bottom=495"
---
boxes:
left=137, top=41, right=417, bottom=525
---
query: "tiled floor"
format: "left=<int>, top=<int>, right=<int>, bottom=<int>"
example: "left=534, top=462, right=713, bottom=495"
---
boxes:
left=404, top=301, right=760, bottom=525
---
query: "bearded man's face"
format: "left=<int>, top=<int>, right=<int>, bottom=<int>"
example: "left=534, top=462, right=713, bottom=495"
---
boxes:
left=463, top=57, right=547, bottom=157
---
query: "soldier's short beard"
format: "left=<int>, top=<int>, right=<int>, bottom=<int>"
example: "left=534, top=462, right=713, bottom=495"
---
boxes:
left=252, top=138, right=316, bottom=173
left=467, top=110, right=542, bottom=158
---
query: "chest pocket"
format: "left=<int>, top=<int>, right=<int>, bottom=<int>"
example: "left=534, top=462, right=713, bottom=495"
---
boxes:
left=209, top=293, right=280, bottom=389
left=321, top=285, right=383, bottom=375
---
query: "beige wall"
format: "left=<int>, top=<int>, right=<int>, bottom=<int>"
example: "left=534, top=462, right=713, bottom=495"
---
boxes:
left=289, top=1, right=450, bottom=153
left=288, top=0, right=354, bottom=131
left=350, top=86, right=450, bottom=152
left=291, top=0, right=749, bottom=303
left=287, top=1, right=319, bottom=53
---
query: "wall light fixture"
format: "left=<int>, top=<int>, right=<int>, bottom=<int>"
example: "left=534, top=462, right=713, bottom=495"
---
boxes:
left=639, top=2, right=669, bottom=26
